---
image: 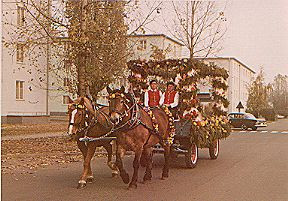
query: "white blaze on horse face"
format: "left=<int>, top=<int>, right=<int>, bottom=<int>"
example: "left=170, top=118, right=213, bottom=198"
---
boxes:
left=69, top=109, right=78, bottom=135
left=85, top=114, right=89, bottom=127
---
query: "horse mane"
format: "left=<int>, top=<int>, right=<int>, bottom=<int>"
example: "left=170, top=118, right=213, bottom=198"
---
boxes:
left=72, top=96, right=95, bottom=116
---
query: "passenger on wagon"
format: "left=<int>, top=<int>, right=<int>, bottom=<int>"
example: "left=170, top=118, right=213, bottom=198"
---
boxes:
left=144, top=80, right=162, bottom=110
left=160, top=82, right=179, bottom=119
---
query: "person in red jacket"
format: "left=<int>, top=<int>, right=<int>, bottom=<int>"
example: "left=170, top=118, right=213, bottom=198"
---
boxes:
left=144, top=80, right=163, bottom=109
left=160, top=82, right=179, bottom=119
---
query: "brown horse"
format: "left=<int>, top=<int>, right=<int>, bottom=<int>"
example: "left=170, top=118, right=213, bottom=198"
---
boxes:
left=106, top=86, right=171, bottom=188
left=67, top=97, right=119, bottom=189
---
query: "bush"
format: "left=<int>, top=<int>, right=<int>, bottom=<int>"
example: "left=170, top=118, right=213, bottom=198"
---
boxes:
left=260, top=108, right=276, bottom=121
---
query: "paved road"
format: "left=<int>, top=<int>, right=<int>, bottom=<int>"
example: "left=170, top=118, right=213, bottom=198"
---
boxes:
left=2, top=119, right=288, bottom=201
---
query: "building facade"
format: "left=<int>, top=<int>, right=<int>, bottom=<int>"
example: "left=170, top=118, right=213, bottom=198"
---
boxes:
left=2, top=0, right=49, bottom=123
left=199, top=57, right=255, bottom=112
left=127, top=34, right=183, bottom=61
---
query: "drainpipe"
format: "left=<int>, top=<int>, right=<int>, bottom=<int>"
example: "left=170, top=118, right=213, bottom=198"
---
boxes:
left=228, top=57, right=231, bottom=112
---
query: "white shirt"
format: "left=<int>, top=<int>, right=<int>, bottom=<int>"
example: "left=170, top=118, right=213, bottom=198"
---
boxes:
left=159, top=91, right=179, bottom=108
left=144, top=89, right=163, bottom=107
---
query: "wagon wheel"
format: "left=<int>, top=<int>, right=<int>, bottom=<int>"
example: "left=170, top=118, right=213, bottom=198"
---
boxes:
left=185, top=142, right=198, bottom=168
left=209, top=139, right=219, bottom=160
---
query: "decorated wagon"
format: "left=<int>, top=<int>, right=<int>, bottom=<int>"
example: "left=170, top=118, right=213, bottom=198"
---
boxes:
left=127, top=58, right=231, bottom=168
left=67, top=58, right=232, bottom=189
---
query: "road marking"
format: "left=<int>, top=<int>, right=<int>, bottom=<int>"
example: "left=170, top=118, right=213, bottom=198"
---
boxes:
left=239, top=131, right=246, bottom=133
left=260, top=131, right=268, bottom=133
left=281, top=131, right=288, bottom=134
left=251, top=131, right=257, bottom=133
left=271, top=131, right=278, bottom=134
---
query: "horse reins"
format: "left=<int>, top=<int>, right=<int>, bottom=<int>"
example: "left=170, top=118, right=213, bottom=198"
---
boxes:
left=78, top=92, right=162, bottom=143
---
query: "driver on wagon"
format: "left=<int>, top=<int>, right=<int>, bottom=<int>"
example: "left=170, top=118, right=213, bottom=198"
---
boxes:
left=144, top=80, right=162, bottom=110
left=160, top=81, right=179, bottom=119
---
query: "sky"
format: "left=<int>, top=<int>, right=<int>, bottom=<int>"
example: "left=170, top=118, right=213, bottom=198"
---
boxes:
left=140, top=0, right=288, bottom=82
left=220, top=0, right=288, bottom=82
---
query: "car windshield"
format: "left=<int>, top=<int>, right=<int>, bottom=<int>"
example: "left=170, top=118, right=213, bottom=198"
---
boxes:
left=229, top=113, right=244, bottom=119
left=244, top=113, right=256, bottom=119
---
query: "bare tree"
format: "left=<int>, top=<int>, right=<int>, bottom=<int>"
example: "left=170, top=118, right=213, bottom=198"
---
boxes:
left=162, top=1, right=227, bottom=58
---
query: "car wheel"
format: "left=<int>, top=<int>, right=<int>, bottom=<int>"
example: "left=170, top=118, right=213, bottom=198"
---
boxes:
left=252, top=126, right=257, bottom=131
left=241, top=124, right=248, bottom=130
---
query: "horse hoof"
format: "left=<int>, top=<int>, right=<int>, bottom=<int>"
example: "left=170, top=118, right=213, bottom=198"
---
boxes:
left=161, top=175, right=168, bottom=180
left=87, top=177, right=94, bottom=183
left=141, top=179, right=151, bottom=184
left=128, top=183, right=137, bottom=189
left=143, top=174, right=152, bottom=182
left=77, top=182, right=87, bottom=189
left=162, top=172, right=169, bottom=178
left=121, top=173, right=130, bottom=184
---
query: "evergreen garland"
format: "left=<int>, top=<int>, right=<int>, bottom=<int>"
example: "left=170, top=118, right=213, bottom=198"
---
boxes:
left=127, top=58, right=231, bottom=146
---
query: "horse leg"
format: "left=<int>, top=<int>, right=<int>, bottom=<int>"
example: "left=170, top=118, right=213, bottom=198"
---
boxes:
left=77, top=142, right=97, bottom=189
left=77, top=140, right=94, bottom=183
left=142, top=147, right=153, bottom=183
left=162, top=144, right=171, bottom=180
left=115, top=144, right=129, bottom=184
left=77, top=139, right=88, bottom=159
left=129, top=148, right=142, bottom=189
left=103, top=141, right=119, bottom=177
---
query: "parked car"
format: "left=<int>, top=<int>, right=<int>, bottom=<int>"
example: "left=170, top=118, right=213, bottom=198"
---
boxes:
left=228, top=112, right=267, bottom=130
left=276, top=108, right=288, bottom=118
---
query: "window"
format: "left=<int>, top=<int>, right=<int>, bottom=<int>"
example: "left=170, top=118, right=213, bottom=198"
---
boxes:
left=17, top=6, right=25, bottom=26
left=174, top=45, right=177, bottom=56
left=63, top=78, right=70, bottom=87
left=137, top=40, right=147, bottom=50
left=63, top=95, right=70, bottom=104
left=16, top=43, right=24, bottom=62
left=16, top=81, right=24, bottom=100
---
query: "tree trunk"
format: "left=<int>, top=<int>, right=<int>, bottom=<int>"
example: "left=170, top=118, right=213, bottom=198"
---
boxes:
left=77, top=54, right=87, bottom=96
left=77, top=0, right=88, bottom=97
left=189, top=1, right=195, bottom=59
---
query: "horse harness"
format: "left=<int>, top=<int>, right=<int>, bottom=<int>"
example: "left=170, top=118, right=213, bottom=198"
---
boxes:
left=78, top=93, right=163, bottom=143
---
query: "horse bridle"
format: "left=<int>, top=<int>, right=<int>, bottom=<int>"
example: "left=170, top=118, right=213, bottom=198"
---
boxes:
left=68, top=104, right=90, bottom=136
left=110, top=101, right=134, bottom=124
left=78, top=92, right=162, bottom=142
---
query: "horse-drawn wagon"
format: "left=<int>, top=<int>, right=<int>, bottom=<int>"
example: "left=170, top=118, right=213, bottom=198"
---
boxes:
left=128, top=58, right=231, bottom=168
left=67, top=58, right=231, bottom=189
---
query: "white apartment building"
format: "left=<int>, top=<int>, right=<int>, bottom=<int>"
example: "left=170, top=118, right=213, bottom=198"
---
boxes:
left=1, top=0, right=50, bottom=123
left=199, top=57, right=255, bottom=112
left=127, top=34, right=184, bottom=61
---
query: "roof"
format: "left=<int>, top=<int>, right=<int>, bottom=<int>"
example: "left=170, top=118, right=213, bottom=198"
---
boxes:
left=128, top=34, right=184, bottom=46
left=197, top=57, right=256, bottom=74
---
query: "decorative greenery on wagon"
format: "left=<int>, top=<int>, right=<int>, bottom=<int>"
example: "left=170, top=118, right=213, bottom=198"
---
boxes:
left=127, top=58, right=231, bottom=146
